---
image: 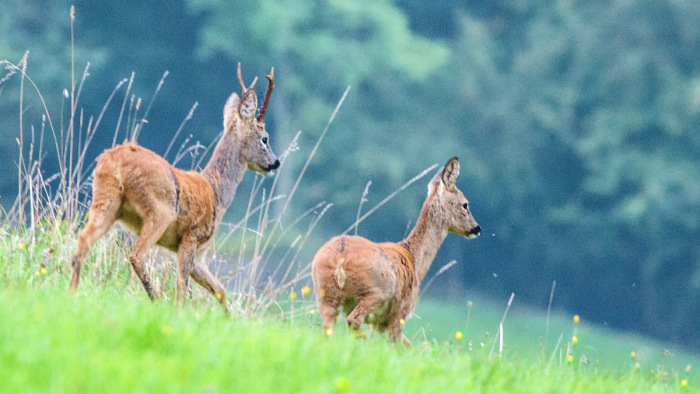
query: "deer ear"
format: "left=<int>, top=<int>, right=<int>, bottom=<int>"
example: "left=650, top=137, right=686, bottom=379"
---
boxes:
left=223, top=92, right=240, bottom=129
left=441, top=157, right=460, bottom=189
left=239, top=90, right=258, bottom=121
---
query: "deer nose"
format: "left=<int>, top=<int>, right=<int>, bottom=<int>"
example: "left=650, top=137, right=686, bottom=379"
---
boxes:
left=470, top=225, right=481, bottom=236
left=269, top=159, right=280, bottom=170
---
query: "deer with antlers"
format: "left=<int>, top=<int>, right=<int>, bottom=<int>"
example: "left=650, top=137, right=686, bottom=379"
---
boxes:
left=311, top=157, right=481, bottom=344
left=69, top=64, right=279, bottom=310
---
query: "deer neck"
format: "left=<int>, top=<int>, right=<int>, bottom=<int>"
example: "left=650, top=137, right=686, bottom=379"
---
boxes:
left=201, top=129, right=247, bottom=217
left=399, top=199, right=448, bottom=283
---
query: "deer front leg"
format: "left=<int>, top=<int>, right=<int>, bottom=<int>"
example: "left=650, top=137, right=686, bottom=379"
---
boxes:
left=386, top=301, right=413, bottom=347
left=190, top=260, right=229, bottom=312
left=176, top=238, right=197, bottom=307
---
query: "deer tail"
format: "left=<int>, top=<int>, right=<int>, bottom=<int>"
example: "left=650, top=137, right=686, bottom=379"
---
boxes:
left=334, top=258, right=346, bottom=289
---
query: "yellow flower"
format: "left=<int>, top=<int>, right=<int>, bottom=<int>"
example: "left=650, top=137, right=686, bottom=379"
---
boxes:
left=573, top=315, right=580, bottom=323
left=309, top=309, right=316, bottom=315
left=335, top=377, right=350, bottom=391
left=399, top=319, right=406, bottom=325
left=17, top=243, right=26, bottom=250
left=572, top=336, right=578, bottom=344
left=630, top=351, right=636, bottom=358
left=325, top=328, right=334, bottom=336
left=167, top=260, right=173, bottom=265
left=289, top=290, right=297, bottom=299
left=681, top=379, right=688, bottom=387
left=455, top=331, right=463, bottom=340
left=301, top=286, right=311, bottom=296
left=216, top=293, right=223, bottom=300
left=40, top=267, right=47, bottom=275
left=567, top=354, right=574, bottom=363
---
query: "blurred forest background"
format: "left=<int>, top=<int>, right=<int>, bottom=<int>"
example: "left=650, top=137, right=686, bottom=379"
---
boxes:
left=2, top=0, right=700, bottom=349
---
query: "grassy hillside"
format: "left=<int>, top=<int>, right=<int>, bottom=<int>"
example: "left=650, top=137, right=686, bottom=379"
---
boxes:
left=0, top=226, right=696, bottom=393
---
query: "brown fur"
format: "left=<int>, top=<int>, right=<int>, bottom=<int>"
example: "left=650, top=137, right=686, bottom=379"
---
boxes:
left=311, top=157, right=480, bottom=344
left=69, top=64, right=280, bottom=310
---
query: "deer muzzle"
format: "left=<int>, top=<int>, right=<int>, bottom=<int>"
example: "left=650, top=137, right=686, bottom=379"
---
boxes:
left=466, top=225, right=481, bottom=239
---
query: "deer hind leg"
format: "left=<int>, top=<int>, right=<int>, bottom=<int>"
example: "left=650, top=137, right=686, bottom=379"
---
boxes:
left=69, top=190, right=121, bottom=293
left=190, top=260, right=229, bottom=312
left=318, top=300, right=340, bottom=335
left=346, top=296, right=382, bottom=337
left=128, top=214, right=171, bottom=300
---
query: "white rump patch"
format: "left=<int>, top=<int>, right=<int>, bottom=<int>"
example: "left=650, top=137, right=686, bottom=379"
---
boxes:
left=335, top=258, right=346, bottom=289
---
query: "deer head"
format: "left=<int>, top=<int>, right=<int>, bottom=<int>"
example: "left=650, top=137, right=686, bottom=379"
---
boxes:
left=221, top=63, right=279, bottom=174
left=428, top=157, right=481, bottom=239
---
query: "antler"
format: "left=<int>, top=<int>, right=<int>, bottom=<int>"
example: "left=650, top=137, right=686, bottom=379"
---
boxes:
left=237, top=62, right=258, bottom=93
left=257, top=67, right=275, bottom=122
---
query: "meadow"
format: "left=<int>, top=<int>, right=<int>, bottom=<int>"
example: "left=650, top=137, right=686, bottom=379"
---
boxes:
left=0, top=226, right=696, bottom=393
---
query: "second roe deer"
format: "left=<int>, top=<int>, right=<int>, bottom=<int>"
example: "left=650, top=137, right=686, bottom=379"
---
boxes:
left=311, top=157, right=480, bottom=344
left=69, top=63, right=280, bottom=310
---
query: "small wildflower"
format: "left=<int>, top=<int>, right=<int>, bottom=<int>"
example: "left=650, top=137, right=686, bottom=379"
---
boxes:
left=335, top=377, right=350, bottom=391
left=309, top=309, right=316, bottom=315
left=572, top=336, right=578, bottom=344
left=630, top=351, right=636, bottom=358
left=325, top=328, right=334, bottom=336
left=681, top=379, right=688, bottom=387
left=40, top=267, right=47, bottom=275
left=35, top=271, right=40, bottom=276
left=216, top=293, right=223, bottom=300
left=301, top=286, right=311, bottom=296
left=455, top=331, right=463, bottom=340
left=115, top=281, right=122, bottom=287
left=573, top=315, right=580, bottom=323
left=17, top=243, right=26, bottom=250
left=399, top=319, right=406, bottom=325
left=167, top=260, right=173, bottom=265
left=567, top=354, right=574, bottom=363
left=467, top=300, right=473, bottom=307
left=289, top=290, right=297, bottom=299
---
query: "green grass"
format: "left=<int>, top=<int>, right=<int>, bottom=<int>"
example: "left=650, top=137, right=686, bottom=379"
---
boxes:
left=0, top=227, right=697, bottom=393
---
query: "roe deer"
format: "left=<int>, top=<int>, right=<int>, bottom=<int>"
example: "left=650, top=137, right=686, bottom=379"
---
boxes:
left=69, top=63, right=280, bottom=310
left=311, top=157, right=480, bottom=344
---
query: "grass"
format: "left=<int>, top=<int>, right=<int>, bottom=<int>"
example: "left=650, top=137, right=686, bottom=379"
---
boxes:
left=0, top=230, right=696, bottom=393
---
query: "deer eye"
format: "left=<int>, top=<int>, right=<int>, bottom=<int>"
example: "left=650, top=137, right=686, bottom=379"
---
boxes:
left=462, top=203, right=469, bottom=210
left=261, top=137, right=268, bottom=145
